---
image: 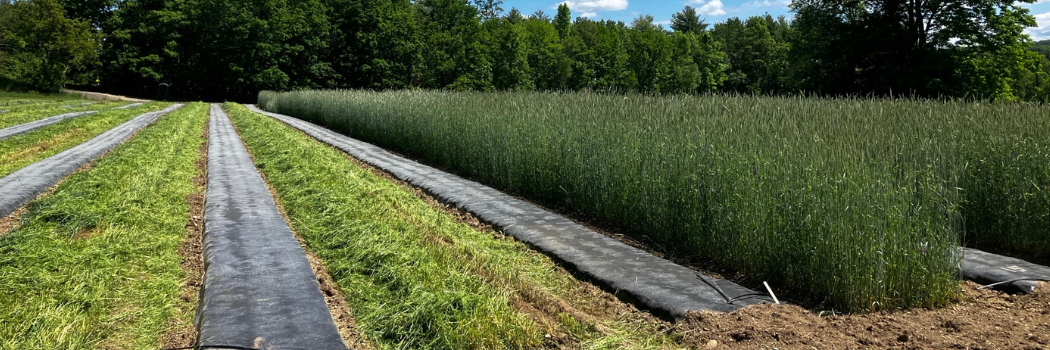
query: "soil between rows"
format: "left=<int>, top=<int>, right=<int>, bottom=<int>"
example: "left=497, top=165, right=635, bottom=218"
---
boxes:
left=678, top=282, right=1049, bottom=350
left=160, top=118, right=208, bottom=348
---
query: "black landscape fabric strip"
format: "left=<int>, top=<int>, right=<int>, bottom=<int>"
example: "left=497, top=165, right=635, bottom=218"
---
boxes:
left=0, top=111, right=98, bottom=141
left=196, top=104, right=346, bottom=350
left=247, top=105, right=773, bottom=319
left=962, top=248, right=1050, bottom=294
left=0, top=104, right=182, bottom=218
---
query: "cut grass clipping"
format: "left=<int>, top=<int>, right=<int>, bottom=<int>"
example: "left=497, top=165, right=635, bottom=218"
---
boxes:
left=261, top=90, right=1050, bottom=312
left=226, top=102, right=683, bottom=350
left=0, top=102, right=208, bottom=349
left=0, top=102, right=165, bottom=178
left=0, top=101, right=125, bottom=129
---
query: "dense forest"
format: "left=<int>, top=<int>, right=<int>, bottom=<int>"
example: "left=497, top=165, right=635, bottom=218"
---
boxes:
left=1, top=0, right=1049, bottom=102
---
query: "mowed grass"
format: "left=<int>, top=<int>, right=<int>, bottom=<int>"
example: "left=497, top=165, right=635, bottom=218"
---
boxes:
left=0, top=102, right=165, bottom=177
left=0, top=101, right=126, bottom=129
left=260, top=90, right=1050, bottom=312
left=0, top=103, right=208, bottom=349
left=226, top=103, right=684, bottom=350
left=0, top=92, right=82, bottom=104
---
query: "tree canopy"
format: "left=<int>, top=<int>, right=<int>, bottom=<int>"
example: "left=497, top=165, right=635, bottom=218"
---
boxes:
left=0, top=0, right=1046, bottom=101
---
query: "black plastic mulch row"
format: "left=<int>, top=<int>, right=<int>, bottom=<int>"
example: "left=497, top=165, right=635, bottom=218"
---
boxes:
left=962, top=248, right=1050, bottom=294
left=0, top=110, right=98, bottom=141
left=0, top=104, right=183, bottom=219
left=195, top=104, right=346, bottom=350
left=246, top=105, right=773, bottom=320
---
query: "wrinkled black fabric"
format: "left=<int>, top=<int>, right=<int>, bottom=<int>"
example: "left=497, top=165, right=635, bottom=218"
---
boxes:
left=248, top=105, right=773, bottom=320
left=196, top=104, right=346, bottom=350
left=963, top=248, right=1050, bottom=294
left=0, top=104, right=182, bottom=218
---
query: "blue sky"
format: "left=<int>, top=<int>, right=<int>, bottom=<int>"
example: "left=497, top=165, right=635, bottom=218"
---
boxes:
left=502, top=0, right=1050, bottom=40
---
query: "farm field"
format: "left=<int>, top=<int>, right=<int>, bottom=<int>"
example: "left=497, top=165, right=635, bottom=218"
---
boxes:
left=0, top=100, right=127, bottom=129
left=0, top=92, right=1047, bottom=349
left=0, top=102, right=165, bottom=177
left=0, top=101, right=207, bottom=349
left=259, top=90, right=1050, bottom=312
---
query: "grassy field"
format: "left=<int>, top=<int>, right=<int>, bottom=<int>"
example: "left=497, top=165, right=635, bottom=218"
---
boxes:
left=0, top=103, right=165, bottom=177
left=226, top=103, right=685, bottom=349
left=0, top=101, right=127, bottom=129
left=259, top=90, right=1050, bottom=312
left=0, top=102, right=208, bottom=349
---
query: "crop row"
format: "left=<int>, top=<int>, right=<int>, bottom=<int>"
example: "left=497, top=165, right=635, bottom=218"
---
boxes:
left=259, top=90, right=1050, bottom=311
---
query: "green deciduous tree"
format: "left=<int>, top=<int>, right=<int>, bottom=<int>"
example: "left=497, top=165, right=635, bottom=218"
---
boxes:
left=328, top=0, right=419, bottom=90
left=553, top=3, right=571, bottom=39
left=418, top=0, right=492, bottom=90
left=0, top=0, right=100, bottom=93
left=485, top=18, right=533, bottom=90
left=472, top=0, right=503, bottom=20
left=790, top=0, right=1040, bottom=99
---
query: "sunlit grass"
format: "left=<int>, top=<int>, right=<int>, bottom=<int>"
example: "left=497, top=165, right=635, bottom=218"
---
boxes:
left=259, top=90, right=1050, bottom=311
left=0, top=101, right=126, bottom=129
left=0, top=103, right=165, bottom=177
left=0, top=103, right=208, bottom=349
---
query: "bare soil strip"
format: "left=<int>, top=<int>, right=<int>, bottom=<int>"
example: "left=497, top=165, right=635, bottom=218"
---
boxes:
left=60, top=89, right=149, bottom=102
left=246, top=105, right=772, bottom=320
left=195, top=104, right=345, bottom=349
left=0, top=110, right=97, bottom=141
left=0, top=104, right=182, bottom=218
left=676, top=282, right=1050, bottom=349
left=160, top=119, right=209, bottom=348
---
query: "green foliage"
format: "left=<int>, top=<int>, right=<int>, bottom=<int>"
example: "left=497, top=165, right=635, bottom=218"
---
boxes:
left=789, top=0, right=1041, bottom=99
left=419, top=0, right=493, bottom=90
left=712, top=16, right=791, bottom=94
left=0, top=0, right=100, bottom=93
left=485, top=19, right=533, bottom=90
left=553, top=3, right=571, bottom=39
left=328, top=0, right=418, bottom=90
left=12, top=0, right=1040, bottom=100
left=670, top=6, right=708, bottom=35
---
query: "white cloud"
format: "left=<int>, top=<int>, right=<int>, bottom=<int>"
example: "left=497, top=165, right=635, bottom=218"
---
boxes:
left=1026, top=11, right=1050, bottom=40
left=688, top=0, right=727, bottom=16
left=742, top=0, right=790, bottom=7
left=580, top=11, right=598, bottom=17
left=556, top=0, right=629, bottom=13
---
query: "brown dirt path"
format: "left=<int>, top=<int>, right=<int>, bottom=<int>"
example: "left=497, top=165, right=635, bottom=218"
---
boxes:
left=61, top=89, right=149, bottom=102
left=677, top=282, right=1049, bottom=350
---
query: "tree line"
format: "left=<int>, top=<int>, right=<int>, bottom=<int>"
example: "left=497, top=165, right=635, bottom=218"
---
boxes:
left=1, top=0, right=1049, bottom=102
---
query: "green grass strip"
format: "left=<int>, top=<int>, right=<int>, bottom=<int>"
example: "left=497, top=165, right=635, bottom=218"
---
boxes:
left=226, top=102, right=683, bottom=350
left=0, top=92, right=81, bottom=102
left=0, top=103, right=166, bottom=178
left=0, top=101, right=127, bottom=129
left=0, top=102, right=208, bottom=349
